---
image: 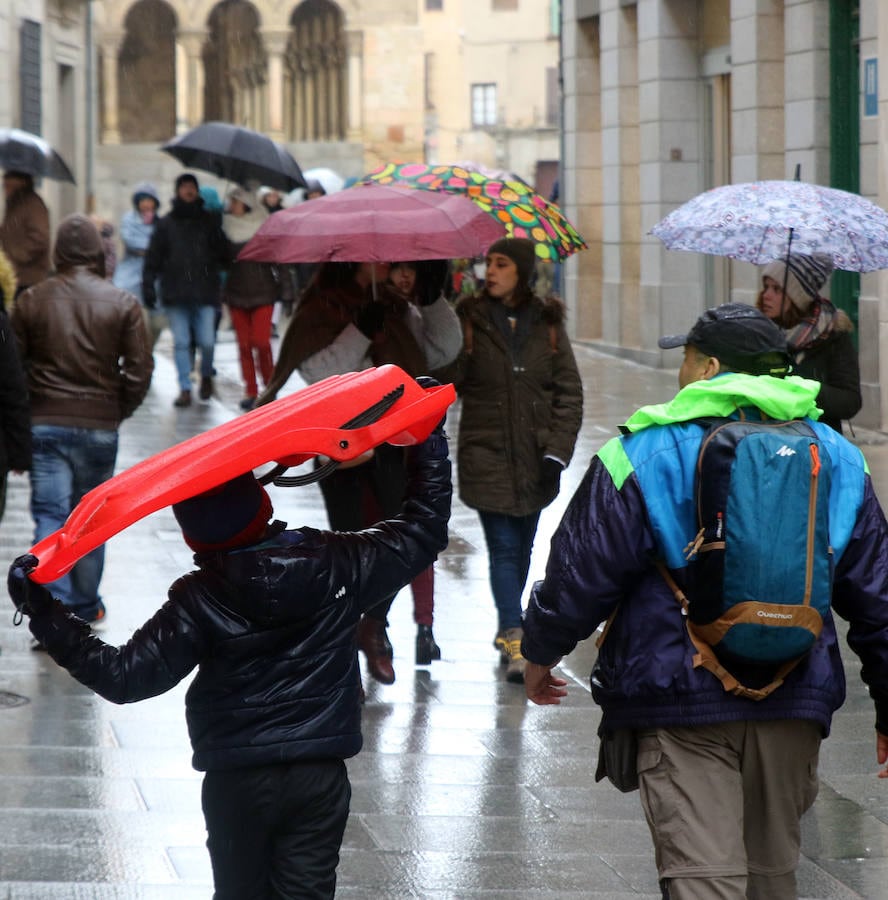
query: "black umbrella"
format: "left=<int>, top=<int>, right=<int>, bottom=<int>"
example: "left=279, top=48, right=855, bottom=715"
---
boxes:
left=161, top=122, right=306, bottom=192
left=0, top=128, right=76, bottom=183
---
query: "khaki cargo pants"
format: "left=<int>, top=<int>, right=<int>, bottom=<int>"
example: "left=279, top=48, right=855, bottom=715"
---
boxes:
left=637, top=719, right=821, bottom=900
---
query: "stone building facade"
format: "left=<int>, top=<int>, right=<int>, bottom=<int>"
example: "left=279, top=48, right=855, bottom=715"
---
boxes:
left=560, top=0, right=888, bottom=430
left=0, top=0, right=90, bottom=226
left=88, top=0, right=559, bottom=239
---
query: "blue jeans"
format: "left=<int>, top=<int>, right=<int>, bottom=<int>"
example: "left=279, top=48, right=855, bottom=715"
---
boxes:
left=167, top=304, right=216, bottom=391
left=30, top=425, right=119, bottom=619
left=478, top=510, right=541, bottom=632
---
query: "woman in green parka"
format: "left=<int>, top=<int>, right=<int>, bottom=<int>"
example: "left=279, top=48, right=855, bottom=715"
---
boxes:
left=443, top=237, right=583, bottom=683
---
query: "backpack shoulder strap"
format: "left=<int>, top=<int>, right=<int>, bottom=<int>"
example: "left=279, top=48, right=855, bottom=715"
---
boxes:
left=654, top=560, right=802, bottom=701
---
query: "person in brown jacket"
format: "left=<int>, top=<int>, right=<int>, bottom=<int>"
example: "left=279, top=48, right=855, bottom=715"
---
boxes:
left=0, top=171, right=50, bottom=299
left=11, top=214, right=153, bottom=625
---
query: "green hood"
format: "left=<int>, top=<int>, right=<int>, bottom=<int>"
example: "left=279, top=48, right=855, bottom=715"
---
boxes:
left=621, top=373, right=823, bottom=433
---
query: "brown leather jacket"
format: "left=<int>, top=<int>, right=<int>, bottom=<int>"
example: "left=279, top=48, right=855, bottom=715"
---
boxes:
left=0, top=186, right=50, bottom=290
left=12, top=215, right=153, bottom=429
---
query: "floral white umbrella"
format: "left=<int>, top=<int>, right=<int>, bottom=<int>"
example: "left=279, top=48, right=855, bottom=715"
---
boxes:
left=650, top=180, right=888, bottom=272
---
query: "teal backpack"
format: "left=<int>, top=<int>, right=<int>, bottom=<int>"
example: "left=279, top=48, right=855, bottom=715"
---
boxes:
left=658, top=416, right=833, bottom=700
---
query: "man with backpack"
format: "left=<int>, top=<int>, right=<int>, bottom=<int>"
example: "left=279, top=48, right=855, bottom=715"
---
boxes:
left=521, top=303, right=888, bottom=900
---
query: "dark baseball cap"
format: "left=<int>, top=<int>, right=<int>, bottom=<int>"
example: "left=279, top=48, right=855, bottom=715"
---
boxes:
left=658, top=303, right=792, bottom=377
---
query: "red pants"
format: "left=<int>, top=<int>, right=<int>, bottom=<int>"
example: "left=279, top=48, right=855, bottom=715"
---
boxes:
left=229, top=304, right=274, bottom=397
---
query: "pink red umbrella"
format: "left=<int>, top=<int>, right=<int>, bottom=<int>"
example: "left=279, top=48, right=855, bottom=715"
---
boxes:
left=238, top=182, right=506, bottom=264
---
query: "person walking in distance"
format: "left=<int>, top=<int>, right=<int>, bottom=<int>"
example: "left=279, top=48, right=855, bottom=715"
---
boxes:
left=222, top=186, right=287, bottom=411
left=11, top=214, right=153, bottom=625
left=113, top=181, right=167, bottom=347
left=142, top=172, right=228, bottom=407
left=0, top=170, right=50, bottom=298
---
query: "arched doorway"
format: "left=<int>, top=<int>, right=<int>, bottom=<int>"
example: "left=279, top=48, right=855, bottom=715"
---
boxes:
left=285, top=0, right=346, bottom=141
left=204, top=0, right=267, bottom=128
left=117, top=0, right=177, bottom=142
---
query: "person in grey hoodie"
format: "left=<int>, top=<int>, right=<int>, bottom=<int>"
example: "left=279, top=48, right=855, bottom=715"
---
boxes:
left=113, top=181, right=167, bottom=346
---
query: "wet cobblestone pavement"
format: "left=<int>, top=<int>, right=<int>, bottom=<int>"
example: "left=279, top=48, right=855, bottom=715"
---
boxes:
left=1, top=324, right=888, bottom=898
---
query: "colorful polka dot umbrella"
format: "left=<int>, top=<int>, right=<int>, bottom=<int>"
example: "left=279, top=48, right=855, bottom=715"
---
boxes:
left=363, top=163, right=588, bottom=262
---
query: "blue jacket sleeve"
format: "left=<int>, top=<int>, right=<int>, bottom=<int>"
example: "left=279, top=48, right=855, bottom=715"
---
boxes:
left=522, top=455, right=658, bottom=665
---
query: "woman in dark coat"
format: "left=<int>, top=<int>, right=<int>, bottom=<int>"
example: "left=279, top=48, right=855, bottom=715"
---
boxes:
left=0, top=248, right=31, bottom=520
left=758, top=252, right=861, bottom=432
left=442, top=237, right=583, bottom=683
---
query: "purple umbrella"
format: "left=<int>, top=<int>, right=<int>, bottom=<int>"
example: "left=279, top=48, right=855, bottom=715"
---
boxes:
left=650, top=180, right=888, bottom=272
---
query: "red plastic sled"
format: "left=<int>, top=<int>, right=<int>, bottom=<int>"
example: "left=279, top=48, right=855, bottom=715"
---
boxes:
left=27, top=365, right=455, bottom=584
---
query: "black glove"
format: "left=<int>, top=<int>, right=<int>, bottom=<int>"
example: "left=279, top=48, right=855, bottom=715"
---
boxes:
left=8, top=554, right=55, bottom=618
left=354, top=300, right=386, bottom=338
left=415, top=259, right=450, bottom=306
left=541, top=457, right=564, bottom=491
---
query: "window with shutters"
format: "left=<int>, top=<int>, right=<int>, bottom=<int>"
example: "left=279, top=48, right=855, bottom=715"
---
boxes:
left=20, top=20, right=41, bottom=135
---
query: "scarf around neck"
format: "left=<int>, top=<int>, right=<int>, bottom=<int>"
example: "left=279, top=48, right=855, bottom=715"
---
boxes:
left=784, top=297, right=840, bottom=361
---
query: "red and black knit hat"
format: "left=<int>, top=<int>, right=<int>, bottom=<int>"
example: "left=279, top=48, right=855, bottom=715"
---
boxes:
left=172, top=472, right=273, bottom=552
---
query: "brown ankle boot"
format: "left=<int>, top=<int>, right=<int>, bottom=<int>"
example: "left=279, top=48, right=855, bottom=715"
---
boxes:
left=357, top=616, right=395, bottom=684
left=173, top=389, right=192, bottom=408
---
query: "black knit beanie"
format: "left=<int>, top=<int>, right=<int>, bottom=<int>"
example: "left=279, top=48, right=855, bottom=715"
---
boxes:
left=487, top=237, right=537, bottom=285
left=175, top=172, right=200, bottom=192
left=172, top=472, right=273, bottom=552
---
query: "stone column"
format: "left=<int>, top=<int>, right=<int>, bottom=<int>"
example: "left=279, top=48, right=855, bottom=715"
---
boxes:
left=99, top=31, right=124, bottom=145
left=261, top=30, right=289, bottom=140
left=345, top=30, right=363, bottom=142
left=635, top=0, right=701, bottom=361
left=784, top=0, right=830, bottom=184
left=599, top=0, right=641, bottom=349
left=731, top=1, right=784, bottom=182
left=729, top=1, right=784, bottom=303
left=176, top=30, right=207, bottom=129
left=560, top=1, right=602, bottom=342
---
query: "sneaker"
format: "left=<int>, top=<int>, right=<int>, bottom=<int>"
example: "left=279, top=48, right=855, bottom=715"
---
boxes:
left=199, top=376, right=214, bottom=400
left=173, top=389, right=192, bottom=408
left=494, top=627, right=526, bottom=683
left=89, top=602, right=107, bottom=625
